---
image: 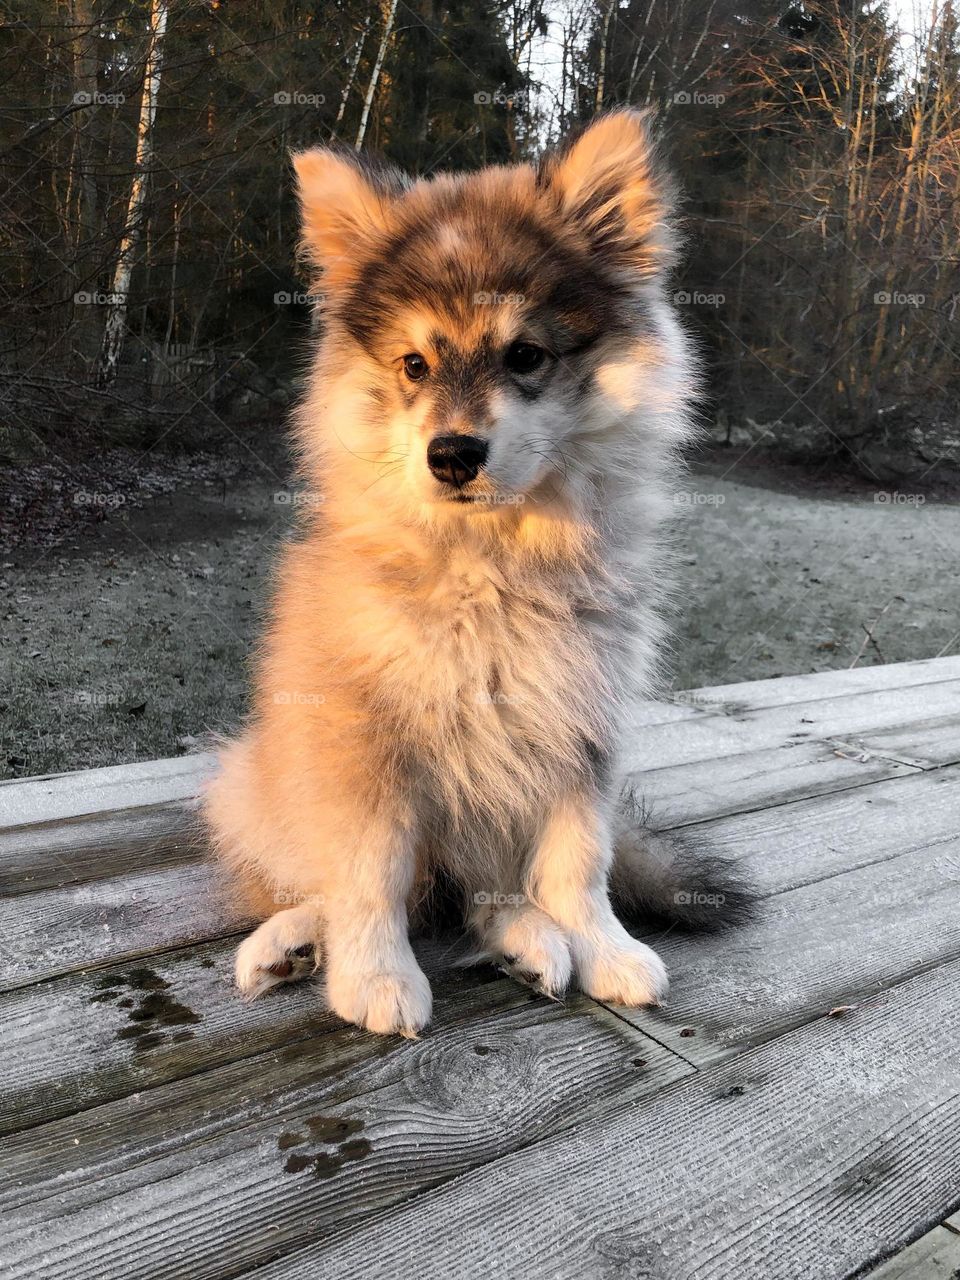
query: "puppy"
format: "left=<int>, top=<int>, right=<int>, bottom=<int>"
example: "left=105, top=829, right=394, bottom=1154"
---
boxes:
left=204, top=110, right=747, bottom=1036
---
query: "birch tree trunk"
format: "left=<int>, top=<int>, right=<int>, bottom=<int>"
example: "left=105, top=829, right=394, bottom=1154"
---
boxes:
left=332, top=15, right=370, bottom=139
left=355, top=0, right=398, bottom=152
left=96, top=0, right=168, bottom=388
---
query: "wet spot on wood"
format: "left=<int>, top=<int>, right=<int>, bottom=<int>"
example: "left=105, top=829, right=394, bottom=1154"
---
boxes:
left=278, top=1132, right=306, bottom=1150
left=126, top=968, right=171, bottom=992
left=632, top=1058, right=648, bottom=1068
left=679, top=1028, right=696, bottom=1038
left=97, top=968, right=202, bottom=1053
left=200, top=958, right=215, bottom=968
left=473, top=1044, right=490, bottom=1056
left=117, top=1026, right=166, bottom=1053
left=312, top=1152, right=341, bottom=1177
left=306, top=1115, right=362, bottom=1142
left=281, top=1116, right=369, bottom=1178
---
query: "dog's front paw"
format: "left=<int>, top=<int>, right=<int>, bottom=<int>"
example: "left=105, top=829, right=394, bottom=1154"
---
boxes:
left=574, top=936, right=668, bottom=1008
left=234, top=907, right=319, bottom=1000
left=483, top=904, right=572, bottom=998
left=326, top=958, right=432, bottom=1038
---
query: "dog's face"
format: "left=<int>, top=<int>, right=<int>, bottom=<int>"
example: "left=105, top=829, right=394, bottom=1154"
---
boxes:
left=293, top=112, right=680, bottom=520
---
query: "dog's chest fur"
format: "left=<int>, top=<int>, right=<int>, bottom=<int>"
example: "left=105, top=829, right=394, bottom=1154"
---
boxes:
left=370, top=539, right=629, bottom=846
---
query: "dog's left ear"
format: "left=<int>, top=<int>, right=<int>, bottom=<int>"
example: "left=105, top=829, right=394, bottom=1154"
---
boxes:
left=538, top=109, right=676, bottom=279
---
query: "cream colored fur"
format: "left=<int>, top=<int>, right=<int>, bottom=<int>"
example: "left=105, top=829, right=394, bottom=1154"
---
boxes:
left=203, top=111, right=698, bottom=1035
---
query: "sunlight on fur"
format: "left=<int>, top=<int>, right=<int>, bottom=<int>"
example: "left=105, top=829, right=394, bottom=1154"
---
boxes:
left=203, top=109, right=752, bottom=1037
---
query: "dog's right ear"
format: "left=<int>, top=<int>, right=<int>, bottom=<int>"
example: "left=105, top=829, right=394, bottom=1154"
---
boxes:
left=292, top=149, right=407, bottom=290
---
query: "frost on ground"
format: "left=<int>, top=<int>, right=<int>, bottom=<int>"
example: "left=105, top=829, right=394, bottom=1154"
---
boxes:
left=2, top=464, right=958, bottom=777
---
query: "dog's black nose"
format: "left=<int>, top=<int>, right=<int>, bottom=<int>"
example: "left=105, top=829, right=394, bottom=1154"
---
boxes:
left=426, top=435, right=488, bottom=488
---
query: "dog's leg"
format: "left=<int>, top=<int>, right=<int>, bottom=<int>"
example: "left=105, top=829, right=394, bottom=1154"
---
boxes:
left=235, top=903, right=322, bottom=1000
left=469, top=900, right=572, bottom=997
left=322, top=823, right=432, bottom=1038
left=527, top=790, right=668, bottom=1007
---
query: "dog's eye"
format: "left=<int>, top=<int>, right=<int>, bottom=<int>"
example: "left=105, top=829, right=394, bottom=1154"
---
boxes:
left=504, top=341, right=546, bottom=375
left=402, top=353, right=429, bottom=381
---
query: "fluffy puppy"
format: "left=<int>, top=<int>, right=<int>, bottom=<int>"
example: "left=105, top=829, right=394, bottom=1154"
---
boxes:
left=204, top=110, right=750, bottom=1036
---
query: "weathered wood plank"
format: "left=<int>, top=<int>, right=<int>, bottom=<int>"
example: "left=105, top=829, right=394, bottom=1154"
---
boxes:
left=0, top=862, right=249, bottom=993
left=624, top=680, right=960, bottom=773
left=244, top=958, right=960, bottom=1280
left=683, top=763, right=960, bottom=896
left=0, top=996, right=691, bottom=1280
left=677, top=654, right=960, bottom=712
left=0, top=939, right=525, bottom=1133
left=866, top=1226, right=960, bottom=1279
left=0, top=754, right=216, bottom=830
left=0, top=800, right=199, bottom=897
left=614, top=833, right=960, bottom=1063
left=631, top=735, right=916, bottom=828
left=851, top=713, right=960, bottom=770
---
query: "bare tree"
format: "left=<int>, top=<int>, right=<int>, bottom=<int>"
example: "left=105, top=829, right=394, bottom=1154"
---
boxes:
left=96, top=0, right=169, bottom=388
left=355, top=0, right=398, bottom=152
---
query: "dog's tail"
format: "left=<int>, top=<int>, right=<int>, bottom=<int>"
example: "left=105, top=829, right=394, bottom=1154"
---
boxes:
left=611, top=786, right=758, bottom=933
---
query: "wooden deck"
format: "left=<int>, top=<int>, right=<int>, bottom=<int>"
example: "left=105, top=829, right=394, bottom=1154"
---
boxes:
left=2, top=656, right=959, bottom=1279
